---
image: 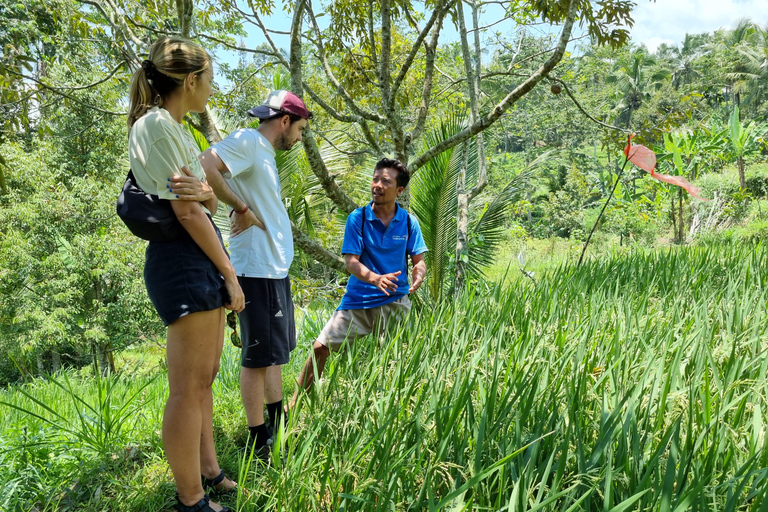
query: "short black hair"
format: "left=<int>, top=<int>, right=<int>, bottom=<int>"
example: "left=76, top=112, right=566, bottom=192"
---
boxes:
left=374, top=158, right=410, bottom=188
left=259, top=112, right=304, bottom=125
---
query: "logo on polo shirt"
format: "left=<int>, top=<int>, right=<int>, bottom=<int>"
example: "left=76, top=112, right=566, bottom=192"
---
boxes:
left=392, top=235, right=407, bottom=241
left=275, top=310, right=283, bottom=317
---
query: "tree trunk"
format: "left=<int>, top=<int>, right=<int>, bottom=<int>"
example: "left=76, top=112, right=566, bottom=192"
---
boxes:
left=51, top=351, right=61, bottom=373
left=455, top=142, right=470, bottom=293
left=36, top=352, right=45, bottom=375
left=677, top=188, right=684, bottom=243
left=671, top=194, right=678, bottom=243
left=738, top=156, right=746, bottom=191
left=197, top=108, right=223, bottom=145
left=0, top=153, right=8, bottom=195
left=98, top=345, right=114, bottom=376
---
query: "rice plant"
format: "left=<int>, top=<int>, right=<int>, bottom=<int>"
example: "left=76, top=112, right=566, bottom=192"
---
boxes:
left=1, top=243, right=766, bottom=511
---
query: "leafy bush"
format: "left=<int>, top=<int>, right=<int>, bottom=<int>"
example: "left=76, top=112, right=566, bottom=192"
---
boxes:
left=0, top=139, right=160, bottom=383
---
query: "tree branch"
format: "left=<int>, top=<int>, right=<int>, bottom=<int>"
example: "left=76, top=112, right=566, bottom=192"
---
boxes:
left=290, top=0, right=359, bottom=214
left=292, top=223, right=346, bottom=272
left=5, top=69, right=126, bottom=116
left=390, top=0, right=446, bottom=100
left=305, top=1, right=386, bottom=124
left=409, top=0, right=579, bottom=173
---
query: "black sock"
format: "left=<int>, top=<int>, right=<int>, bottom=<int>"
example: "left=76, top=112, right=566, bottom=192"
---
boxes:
left=248, top=423, right=270, bottom=448
left=266, top=400, right=287, bottom=432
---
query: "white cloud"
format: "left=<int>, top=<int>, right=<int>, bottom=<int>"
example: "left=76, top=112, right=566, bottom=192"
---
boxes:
left=628, top=0, right=767, bottom=52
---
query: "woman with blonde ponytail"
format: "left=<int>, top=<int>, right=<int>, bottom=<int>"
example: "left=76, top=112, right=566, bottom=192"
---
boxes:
left=127, top=37, right=242, bottom=512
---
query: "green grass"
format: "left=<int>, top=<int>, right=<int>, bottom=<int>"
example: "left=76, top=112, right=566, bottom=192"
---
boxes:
left=1, top=243, right=767, bottom=511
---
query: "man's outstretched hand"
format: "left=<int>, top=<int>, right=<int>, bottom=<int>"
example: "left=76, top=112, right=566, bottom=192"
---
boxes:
left=373, top=271, right=401, bottom=296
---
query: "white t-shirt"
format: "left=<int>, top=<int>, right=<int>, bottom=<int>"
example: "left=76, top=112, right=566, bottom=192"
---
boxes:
left=211, top=129, right=293, bottom=278
left=128, top=107, right=208, bottom=211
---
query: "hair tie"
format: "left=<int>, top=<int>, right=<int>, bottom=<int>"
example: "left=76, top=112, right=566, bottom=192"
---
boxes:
left=141, top=59, right=156, bottom=78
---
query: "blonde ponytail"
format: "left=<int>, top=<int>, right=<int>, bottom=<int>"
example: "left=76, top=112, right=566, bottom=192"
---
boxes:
left=127, top=37, right=211, bottom=128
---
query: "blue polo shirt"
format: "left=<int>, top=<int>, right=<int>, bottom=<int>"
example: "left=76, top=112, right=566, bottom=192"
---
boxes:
left=338, top=202, right=428, bottom=310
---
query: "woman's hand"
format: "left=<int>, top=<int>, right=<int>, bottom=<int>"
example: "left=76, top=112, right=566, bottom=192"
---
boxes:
left=224, top=277, right=245, bottom=313
left=168, top=166, right=214, bottom=202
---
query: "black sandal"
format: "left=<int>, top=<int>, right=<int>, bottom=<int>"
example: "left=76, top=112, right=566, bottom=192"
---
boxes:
left=176, top=493, right=231, bottom=512
left=201, top=470, right=236, bottom=494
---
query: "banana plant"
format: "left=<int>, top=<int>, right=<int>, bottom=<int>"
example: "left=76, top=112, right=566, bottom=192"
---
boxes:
left=655, top=128, right=725, bottom=242
left=724, top=105, right=768, bottom=190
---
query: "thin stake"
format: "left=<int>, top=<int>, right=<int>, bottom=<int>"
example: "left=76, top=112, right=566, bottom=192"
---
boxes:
left=578, top=155, right=632, bottom=266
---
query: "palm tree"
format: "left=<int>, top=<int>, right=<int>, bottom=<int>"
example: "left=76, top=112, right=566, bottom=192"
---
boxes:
left=728, top=25, right=768, bottom=118
left=606, top=47, right=670, bottom=128
left=410, top=113, right=534, bottom=301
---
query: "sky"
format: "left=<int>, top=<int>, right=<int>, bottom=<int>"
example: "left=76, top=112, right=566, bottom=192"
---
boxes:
left=217, top=0, right=766, bottom=72
left=628, top=0, right=766, bottom=52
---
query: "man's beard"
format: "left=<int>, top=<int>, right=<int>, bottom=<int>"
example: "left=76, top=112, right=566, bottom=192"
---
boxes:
left=275, top=133, right=295, bottom=151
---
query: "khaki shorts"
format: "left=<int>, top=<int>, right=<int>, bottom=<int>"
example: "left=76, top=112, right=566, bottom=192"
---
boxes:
left=316, top=296, right=411, bottom=350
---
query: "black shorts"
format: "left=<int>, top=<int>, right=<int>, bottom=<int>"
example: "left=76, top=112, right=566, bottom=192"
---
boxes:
left=238, top=276, right=296, bottom=368
left=144, top=217, right=229, bottom=326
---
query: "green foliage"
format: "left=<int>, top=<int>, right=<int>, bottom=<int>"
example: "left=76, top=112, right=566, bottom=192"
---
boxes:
left=0, top=136, right=159, bottom=383
left=2, top=244, right=767, bottom=510
left=410, top=114, right=470, bottom=301
left=603, top=195, right=665, bottom=245
left=540, top=163, right=591, bottom=238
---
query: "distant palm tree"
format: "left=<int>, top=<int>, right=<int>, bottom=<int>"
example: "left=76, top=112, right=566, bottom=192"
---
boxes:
left=728, top=25, right=768, bottom=117
left=606, top=47, right=670, bottom=128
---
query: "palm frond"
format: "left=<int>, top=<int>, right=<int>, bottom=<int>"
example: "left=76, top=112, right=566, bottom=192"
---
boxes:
left=411, top=112, right=474, bottom=301
left=464, top=154, right=548, bottom=278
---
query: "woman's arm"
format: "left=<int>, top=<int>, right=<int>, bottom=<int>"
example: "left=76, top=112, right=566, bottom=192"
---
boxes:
left=170, top=199, right=244, bottom=312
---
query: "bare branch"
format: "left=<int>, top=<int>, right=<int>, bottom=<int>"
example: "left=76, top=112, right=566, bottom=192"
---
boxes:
left=125, top=15, right=178, bottom=36
left=291, top=222, right=346, bottom=272
left=305, top=1, right=386, bottom=124
left=176, top=0, right=193, bottom=39
left=409, top=0, right=579, bottom=172
left=368, top=3, right=379, bottom=70
left=302, top=84, right=362, bottom=124
left=550, top=77, right=629, bottom=133
left=410, top=7, right=445, bottom=144
left=290, top=0, right=359, bottom=214
left=5, top=69, right=126, bottom=116
left=391, top=0, right=446, bottom=100
left=76, top=0, right=143, bottom=65
left=358, top=120, right=384, bottom=157
left=57, top=62, right=126, bottom=91
left=196, top=33, right=282, bottom=59
left=313, top=130, right=374, bottom=157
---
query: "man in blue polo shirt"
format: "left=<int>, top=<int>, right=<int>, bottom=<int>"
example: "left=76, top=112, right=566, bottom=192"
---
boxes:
left=291, top=158, right=427, bottom=404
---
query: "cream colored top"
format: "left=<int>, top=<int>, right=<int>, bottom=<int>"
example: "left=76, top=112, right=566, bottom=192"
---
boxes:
left=128, top=107, right=208, bottom=211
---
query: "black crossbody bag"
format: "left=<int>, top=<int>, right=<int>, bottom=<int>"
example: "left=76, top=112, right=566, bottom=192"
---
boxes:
left=116, top=170, right=184, bottom=242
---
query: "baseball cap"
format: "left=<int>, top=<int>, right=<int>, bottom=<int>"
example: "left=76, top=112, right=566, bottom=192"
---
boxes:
left=247, top=90, right=313, bottom=120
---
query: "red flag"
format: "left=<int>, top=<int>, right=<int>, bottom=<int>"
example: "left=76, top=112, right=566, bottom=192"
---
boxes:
left=624, top=135, right=709, bottom=201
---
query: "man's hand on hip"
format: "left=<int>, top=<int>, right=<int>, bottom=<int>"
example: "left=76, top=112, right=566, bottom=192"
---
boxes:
left=230, top=208, right=266, bottom=237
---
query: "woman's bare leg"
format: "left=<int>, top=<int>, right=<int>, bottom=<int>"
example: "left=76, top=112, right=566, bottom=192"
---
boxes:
left=164, top=308, right=228, bottom=509
left=199, top=308, right=236, bottom=490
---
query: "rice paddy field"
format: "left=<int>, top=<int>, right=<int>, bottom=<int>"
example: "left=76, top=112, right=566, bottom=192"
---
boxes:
left=1, top=243, right=767, bottom=511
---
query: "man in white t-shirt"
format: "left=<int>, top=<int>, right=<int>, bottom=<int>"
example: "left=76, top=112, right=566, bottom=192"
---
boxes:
left=199, top=90, right=311, bottom=458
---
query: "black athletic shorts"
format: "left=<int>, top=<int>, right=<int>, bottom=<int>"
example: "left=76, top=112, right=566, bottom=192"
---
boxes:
left=238, top=276, right=296, bottom=368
